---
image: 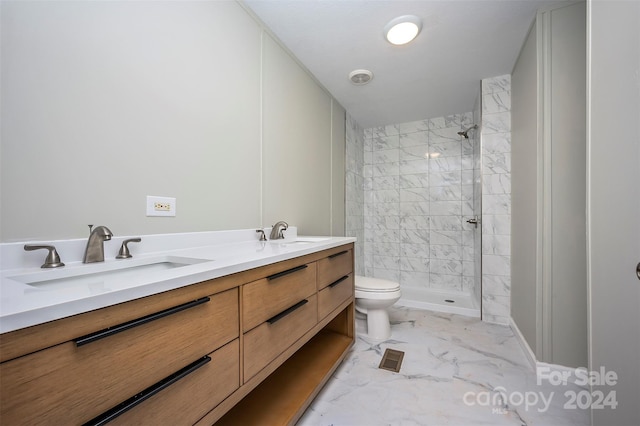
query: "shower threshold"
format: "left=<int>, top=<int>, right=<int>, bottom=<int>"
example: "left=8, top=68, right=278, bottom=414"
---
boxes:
left=397, top=287, right=480, bottom=318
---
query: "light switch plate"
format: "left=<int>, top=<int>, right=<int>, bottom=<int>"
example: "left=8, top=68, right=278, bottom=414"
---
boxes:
left=146, top=196, right=176, bottom=217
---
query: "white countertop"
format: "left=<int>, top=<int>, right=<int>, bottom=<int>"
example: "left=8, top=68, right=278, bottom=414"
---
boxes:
left=0, top=230, right=355, bottom=334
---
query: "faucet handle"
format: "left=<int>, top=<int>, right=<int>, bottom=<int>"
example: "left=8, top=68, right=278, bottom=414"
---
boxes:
left=116, top=238, right=142, bottom=259
left=24, top=244, right=65, bottom=268
left=256, top=229, right=267, bottom=241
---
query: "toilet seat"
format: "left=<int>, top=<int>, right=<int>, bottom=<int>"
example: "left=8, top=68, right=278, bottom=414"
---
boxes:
left=355, top=276, right=400, bottom=293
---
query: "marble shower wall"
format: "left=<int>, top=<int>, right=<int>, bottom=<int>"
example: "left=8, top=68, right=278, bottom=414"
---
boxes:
left=345, top=75, right=512, bottom=325
left=362, top=114, right=476, bottom=295
left=345, top=113, right=365, bottom=275
left=481, top=75, right=512, bottom=325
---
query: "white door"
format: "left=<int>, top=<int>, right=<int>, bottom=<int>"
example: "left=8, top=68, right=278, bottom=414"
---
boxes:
left=588, top=1, right=640, bottom=425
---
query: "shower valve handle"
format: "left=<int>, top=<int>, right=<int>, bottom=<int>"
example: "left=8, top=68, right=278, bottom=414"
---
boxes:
left=466, top=216, right=479, bottom=228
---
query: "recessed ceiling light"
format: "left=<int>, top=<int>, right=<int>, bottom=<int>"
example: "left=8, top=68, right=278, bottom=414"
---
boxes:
left=384, top=15, right=422, bottom=45
left=349, top=69, right=373, bottom=85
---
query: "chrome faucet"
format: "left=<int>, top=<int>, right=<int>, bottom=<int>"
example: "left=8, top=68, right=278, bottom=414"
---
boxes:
left=269, top=221, right=288, bottom=240
left=83, top=225, right=113, bottom=263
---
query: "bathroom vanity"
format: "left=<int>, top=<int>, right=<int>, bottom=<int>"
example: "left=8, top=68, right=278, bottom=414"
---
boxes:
left=0, top=234, right=355, bottom=425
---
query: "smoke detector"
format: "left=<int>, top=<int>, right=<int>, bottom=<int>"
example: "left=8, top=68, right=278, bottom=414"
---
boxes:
left=349, top=69, right=373, bottom=85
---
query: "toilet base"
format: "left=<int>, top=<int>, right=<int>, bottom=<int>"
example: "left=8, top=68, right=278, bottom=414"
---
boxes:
left=354, top=276, right=401, bottom=341
left=362, top=308, right=391, bottom=341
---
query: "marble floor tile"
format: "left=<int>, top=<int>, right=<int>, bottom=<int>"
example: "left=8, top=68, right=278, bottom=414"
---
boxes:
left=298, top=307, right=589, bottom=426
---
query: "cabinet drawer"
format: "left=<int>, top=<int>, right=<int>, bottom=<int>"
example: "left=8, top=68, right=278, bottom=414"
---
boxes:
left=318, top=274, right=354, bottom=320
left=242, top=262, right=316, bottom=332
left=317, top=249, right=353, bottom=290
left=244, top=294, right=318, bottom=381
left=108, top=339, right=240, bottom=426
left=0, top=288, right=239, bottom=425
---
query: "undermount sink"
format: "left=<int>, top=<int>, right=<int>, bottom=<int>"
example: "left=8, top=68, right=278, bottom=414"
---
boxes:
left=295, top=237, right=331, bottom=242
left=277, top=237, right=331, bottom=245
left=9, top=256, right=209, bottom=291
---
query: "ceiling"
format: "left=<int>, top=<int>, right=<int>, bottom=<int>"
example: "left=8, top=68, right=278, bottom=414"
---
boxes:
left=243, top=0, right=560, bottom=128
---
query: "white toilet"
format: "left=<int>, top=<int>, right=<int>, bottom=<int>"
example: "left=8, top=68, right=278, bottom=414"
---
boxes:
left=354, top=276, right=401, bottom=341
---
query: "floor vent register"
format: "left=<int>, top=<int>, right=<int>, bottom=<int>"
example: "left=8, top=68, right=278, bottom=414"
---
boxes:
left=378, top=348, right=404, bottom=373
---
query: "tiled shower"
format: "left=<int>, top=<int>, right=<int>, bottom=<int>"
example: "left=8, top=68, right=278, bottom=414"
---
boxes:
left=346, top=75, right=512, bottom=324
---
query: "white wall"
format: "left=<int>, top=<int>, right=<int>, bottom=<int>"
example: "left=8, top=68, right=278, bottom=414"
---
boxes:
left=0, top=1, right=345, bottom=242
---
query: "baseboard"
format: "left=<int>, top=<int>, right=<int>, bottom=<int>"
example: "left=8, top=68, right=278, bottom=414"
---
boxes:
left=509, top=316, right=537, bottom=371
left=509, top=317, right=587, bottom=387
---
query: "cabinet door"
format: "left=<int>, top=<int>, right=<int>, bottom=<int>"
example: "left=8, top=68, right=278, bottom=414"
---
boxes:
left=243, top=262, right=316, bottom=332
left=0, top=288, right=238, bottom=425
left=317, top=249, right=353, bottom=290
left=108, top=339, right=240, bottom=425
left=243, top=294, right=318, bottom=381
left=318, top=274, right=353, bottom=320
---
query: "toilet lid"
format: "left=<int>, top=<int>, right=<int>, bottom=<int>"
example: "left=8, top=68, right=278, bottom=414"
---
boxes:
left=355, top=276, right=400, bottom=292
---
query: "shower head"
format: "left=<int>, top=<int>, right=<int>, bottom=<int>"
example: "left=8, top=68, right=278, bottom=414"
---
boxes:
left=457, top=124, right=478, bottom=139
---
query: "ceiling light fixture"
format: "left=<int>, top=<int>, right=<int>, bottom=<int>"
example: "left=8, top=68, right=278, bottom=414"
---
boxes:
left=349, top=69, right=373, bottom=85
left=384, top=15, right=422, bottom=45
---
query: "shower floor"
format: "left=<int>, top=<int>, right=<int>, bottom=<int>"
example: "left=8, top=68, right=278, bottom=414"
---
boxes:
left=397, top=286, right=480, bottom=318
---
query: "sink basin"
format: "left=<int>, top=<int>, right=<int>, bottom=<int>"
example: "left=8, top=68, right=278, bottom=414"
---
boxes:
left=10, top=256, right=209, bottom=291
left=294, top=237, right=331, bottom=242
left=277, top=237, right=332, bottom=245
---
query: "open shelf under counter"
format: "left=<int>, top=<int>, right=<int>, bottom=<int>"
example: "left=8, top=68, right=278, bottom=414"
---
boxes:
left=215, top=327, right=354, bottom=426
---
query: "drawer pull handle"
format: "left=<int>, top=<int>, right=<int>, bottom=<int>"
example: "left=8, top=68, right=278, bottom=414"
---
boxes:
left=267, top=264, right=308, bottom=281
left=267, top=299, right=308, bottom=324
left=83, top=355, right=211, bottom=426
left=74, top=297, right=211, bottom=347
left=329, top=275, right=349, bottom=288
left=328, top=250, right=349, bottom=259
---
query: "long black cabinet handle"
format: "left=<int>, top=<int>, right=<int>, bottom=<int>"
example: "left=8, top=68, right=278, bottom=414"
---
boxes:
left=267, top=299, right=308, bottom=325
left=328, top=275, right=350, bottom=288
left=266, top=264, right=308, bottom=281
left=83, top=355, right=211, bottom=426
left=328, top=250, right=349, bottom=259
left=74, top=297, right=210, bottom=347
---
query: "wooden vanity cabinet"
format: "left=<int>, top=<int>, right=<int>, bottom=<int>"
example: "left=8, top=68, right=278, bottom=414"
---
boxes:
left=0, top=287, right=239, bottom=425
left=0, top=243, right=355, bottom=426
left=212, top=244, right=355, bottom=426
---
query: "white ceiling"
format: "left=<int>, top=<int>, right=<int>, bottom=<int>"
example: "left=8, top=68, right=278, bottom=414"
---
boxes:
left=243, top=0, right=561, bottom=128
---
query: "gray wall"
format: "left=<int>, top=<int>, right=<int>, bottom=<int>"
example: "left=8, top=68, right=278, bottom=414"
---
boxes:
left=331, top=102, right=347, bottom=236
left=511, top=22, right=539, bottom=355
left=547, top=1, right=587, bottom=369
left=588, top=1, right=640, bottom=424
left=510, top=1, right=587, bottom=368
left=0, top=1, right=345, bottom=242
left=345, top=114, right=365, bottom=275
